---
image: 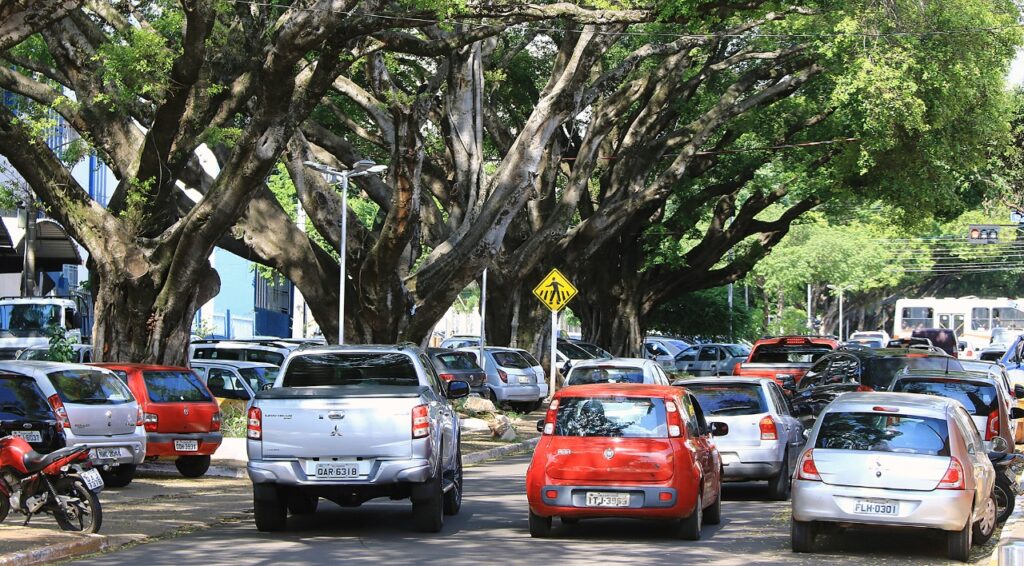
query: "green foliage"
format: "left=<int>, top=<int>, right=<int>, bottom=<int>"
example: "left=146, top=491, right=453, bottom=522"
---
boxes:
left=118, top=178, right=154, bottom=235
left=94, top=26, right=176, bottom=108
left=46, top=326, right=75, bottom=363
left=647, top=287, right=762, bottom=341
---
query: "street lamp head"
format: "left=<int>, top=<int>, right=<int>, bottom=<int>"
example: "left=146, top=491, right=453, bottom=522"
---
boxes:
left=303, top=161, right=349, bottom=181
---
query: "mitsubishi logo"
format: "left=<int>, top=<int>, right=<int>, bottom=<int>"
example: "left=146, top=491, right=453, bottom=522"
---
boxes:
left=105, top=410, right=112, bottom=418
left=603, top=448, right=614, bottom=460
left=330, top=425, right=342, bottom=437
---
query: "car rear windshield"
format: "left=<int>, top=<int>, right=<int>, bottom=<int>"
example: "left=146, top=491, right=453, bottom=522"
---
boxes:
left=238, top=367, right=278, bottom=390
left=980, top=351, right=1005, bottom=362
left=750, top=345, right=831, bottom=364
left=143, top=371, right=213, bottom=403
left=48, top=370, right=134, bottom=405
left=491, top=351, right=531, bottom=369
left=686, top=384, right=768, bottom=416
left=283, top=353, right=420, bottom=388
left=557, top=341, right=593, bottom=359
left=568, top=366, right=644, bottom=385
left=0, top=375, right=53, bottom=419
left=861, top=357, right=963, bottom=389
left=891, top=379, right=999, bottom=416
left=434, top=352, right=479, bottom=371
left=815, top=412, right=950, bottom=456
left=555, top=396, right=667, bottom=438
left=192, top=347, right=285, bottom=366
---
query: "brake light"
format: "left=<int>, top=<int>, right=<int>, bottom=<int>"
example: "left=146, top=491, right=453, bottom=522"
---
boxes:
left=733, top=362, right=742, bottom=374
left=938, top=457, right=965, bottom=490
left=211, top=411, right=222, bottom=432
left=412, top=404, right=430, bottom=438
left=856, top=385, right=873, bottom=392
left=986, top=409, right=999, bottom=441
left=497, top=369, right=508, bottom=383
left=543, top=399, right=558, bottom=434
left=666, top=400, right=683, bottom=437
left=47, top=394, right=71, bottom=429
left=136, top=406, right=143, bottom=427
left=143, top=412, right=159, bottom=432
left=796, top=449, right=820, bottom=481
left=872, top=406, right=899, bottom=413
left=759, top=416, right=778, bottom=440
left=246, top=407, right=262, bottom=440
left=439, top=373, right=456, bottom=382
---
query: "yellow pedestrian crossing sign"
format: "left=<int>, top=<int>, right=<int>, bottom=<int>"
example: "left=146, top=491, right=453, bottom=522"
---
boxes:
left=533, top=268, right=578, bottom=312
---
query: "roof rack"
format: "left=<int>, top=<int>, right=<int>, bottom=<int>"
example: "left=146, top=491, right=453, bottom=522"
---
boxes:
left=191, top=338, right=297, bottom=348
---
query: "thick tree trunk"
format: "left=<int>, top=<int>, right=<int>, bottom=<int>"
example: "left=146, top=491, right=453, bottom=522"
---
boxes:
left=573, top=240, right=645, bottom=357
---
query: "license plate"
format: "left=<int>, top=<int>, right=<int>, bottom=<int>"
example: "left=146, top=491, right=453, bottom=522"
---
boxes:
left=853, top=499, right=899, bottom=516
left=315, top=463, right=359, bottom=479
left=585, top=492, right=630, bottom=507
left=91, top=447, right=124, bottom=460
left=11, top=430, right=42, bottom=443
left=174, top=440, right=199, bottom=452
left=518, top=375, right=532, bottom=384
left=80, top=469, right=104, bottom=491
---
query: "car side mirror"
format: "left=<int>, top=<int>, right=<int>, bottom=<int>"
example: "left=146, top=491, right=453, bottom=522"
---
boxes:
left=991, top=436, right=1011, bottom=454
left=1015, top=384, right=1024, bottom=400
left=710, top=422, right=728, bottom=437
left=802, top=429, right=811, bottom=440
left=536, top=419, right=545, bottom=433
left=1011, top=407, right=1024, bottom=420
left=446, top=380, right=470, bottom=399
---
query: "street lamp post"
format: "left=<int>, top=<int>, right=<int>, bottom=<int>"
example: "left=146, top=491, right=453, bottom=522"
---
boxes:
left=304, top=160, right=387, bottom=345
left=826, top=284, right=851, bottom=341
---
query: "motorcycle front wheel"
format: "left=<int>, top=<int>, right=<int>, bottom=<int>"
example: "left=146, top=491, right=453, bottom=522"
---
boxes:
left=53, top=477, right=102, bottom=533
left=994, top=479, right=1016, bottom=524
left=0, top=491, right=8, bottom=523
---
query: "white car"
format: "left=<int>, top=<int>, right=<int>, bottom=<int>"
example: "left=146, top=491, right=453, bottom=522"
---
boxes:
left=848, top=331, right=891, bottom=348
left=189, top=339, right=297, bottom=366
left=565, top=358, right=670, bottom=386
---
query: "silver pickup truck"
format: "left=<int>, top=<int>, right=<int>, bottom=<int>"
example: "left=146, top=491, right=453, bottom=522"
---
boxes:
left=246, top=345, right=469, bottom=533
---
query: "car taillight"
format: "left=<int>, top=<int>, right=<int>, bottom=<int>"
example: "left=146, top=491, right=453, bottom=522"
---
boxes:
left=732, top=362, right=741, bottom=374
left=439, top=373, right=456, bottom=382
left=211, top=411, right=222, bottom=432
left=796, top=449, right=820, bottom=481
left=759, top=416, right=778, bottom=440
left=938, top=457, right=965, bottom=490
left=47, top=394, right=71, bottom=429
left=986, top=409, right=999, bottom=441
left=543, top=399, right=558, bottom=435
left=247, top=407, right=262, bottom=440
left=856, top=385, right=873, bottom=392
left=666, top=400, right=683, bottom=437
left=497, top=369, right=508, bottom=383
left=136, top=406, right=143, bottom=427
left=143, top=412, right=159, bottom=432
left=412, top=404, right=430, bottom=439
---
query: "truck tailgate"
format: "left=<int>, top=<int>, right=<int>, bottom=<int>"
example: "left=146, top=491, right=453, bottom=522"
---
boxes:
left=258, top=393, right=419, bottom=460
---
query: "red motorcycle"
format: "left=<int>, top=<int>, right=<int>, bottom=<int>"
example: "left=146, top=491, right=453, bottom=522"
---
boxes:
left=0, top=436, right=103, bottom=533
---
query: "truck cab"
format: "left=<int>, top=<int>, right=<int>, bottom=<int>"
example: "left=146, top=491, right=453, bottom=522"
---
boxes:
left=0, top=297, right=86, bottom=359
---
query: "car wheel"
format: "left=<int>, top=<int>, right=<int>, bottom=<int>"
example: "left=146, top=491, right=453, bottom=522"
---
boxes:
left=412, top=474, right=444, bottom=533
left=529, top=510, right=552, bottom=538
left=995, top=479, right=1015, bottom=523
left=443, top=447, right=463, bottom=516
left=947, top=518, right=972, bottom=562
left=973, top=494, right=997, bottom=545
left=767, top=454, right=790, bottom=501
left=704, top=477, right=722, bottom=525
left=0, top=491, right=8, bottom=523
left=100, top=464, right=136, bottom=488
left=676, top=491, right=702, bottom=540
left=254, top=487, right=287, bottom=532
left=175, top=455, right=211, bottom=478
left=287, top=495, right=318, bottom=516
left=791, top=519, right=816, bottom=553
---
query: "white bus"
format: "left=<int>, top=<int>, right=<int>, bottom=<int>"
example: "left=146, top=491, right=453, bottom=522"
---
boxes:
left=893, top=297, right=1024, bottom=351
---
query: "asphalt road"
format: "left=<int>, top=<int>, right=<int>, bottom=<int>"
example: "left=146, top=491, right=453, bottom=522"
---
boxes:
left=70, top=454, right=995, bottom=566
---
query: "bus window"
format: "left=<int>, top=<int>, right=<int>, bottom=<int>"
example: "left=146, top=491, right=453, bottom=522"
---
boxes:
left=901, top=307, right=934, bottom=330
left=972, top=307, right=991, bottom=331
left=994, top=308, right=1024, bottom=330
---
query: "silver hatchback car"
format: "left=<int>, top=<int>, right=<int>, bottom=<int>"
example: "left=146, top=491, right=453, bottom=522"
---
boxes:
left=792, top=392, right=998, bottom=562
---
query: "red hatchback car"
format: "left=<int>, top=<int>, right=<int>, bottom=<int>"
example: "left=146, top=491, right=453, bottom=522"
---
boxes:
left=527, top=383, right=724, bottom=539
left=96, top=364, right=222, bottom=478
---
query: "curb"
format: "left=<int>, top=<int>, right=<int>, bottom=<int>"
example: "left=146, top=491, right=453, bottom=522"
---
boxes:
left=138, top=462, right=247, bottom=479
left=0, top=534, right=107, bottom=566
left=464, top=437, right=539, bottom=466
left=989, top=493, right=1024, bottom=565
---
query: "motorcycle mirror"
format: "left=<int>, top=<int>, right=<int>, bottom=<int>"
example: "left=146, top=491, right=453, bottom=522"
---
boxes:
left=991, top=436, right=1011, bottom=454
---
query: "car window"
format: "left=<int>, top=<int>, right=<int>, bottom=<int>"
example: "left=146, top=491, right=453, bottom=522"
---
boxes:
left=953, top=406, right=984, bottom=452
left=679, top=394, right=701, bottom=437
left=675, top=347, right=698, bottom=363
left=653, top=365, right=669, bottom=385
left=491, top=351, right=531, bottom=369
left=238, top=367, right=278, bottom=391
left=435, top=352, right=479, bottom=370
left=554, top=396, right=667, bottom=438
left=48, top=370, right=134, bottom=405
left=558, top=341, right=593, bottom=360
left=206, top=368, right=245, bottom=395
left=863, top=356, right=962, bottom=390
left=686, top=384, right=767, bottom=416
left=568, top=366, right=644, bottom=385
left=751, top=345, right=832, bottom=363
left=825, top=355, right=859, bottom=385
left=517, top=350, right=542, bottom=367
left=799, top=357, right=830, bottom=391
left=246, top=350, right=286, bottom=365
left=768, top=383, right=790, bottom=415
left=283, top=353, right=420, bottom=388
left=0, top=375, right=53, bottom=419
left=645, top=342, right=669, bottom=357
left=891, top=379, right=999, bottom=416
left=698, top=347, right=719, bottom=362
left=143, top=371, right=213, bottom=403
left=815, top=411, right=950, bottom=456
left=689, top=394, right=709, bottom=435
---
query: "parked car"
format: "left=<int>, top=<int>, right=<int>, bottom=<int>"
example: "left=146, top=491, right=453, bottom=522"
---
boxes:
left=17, top=344, right=94, bottom=363
left=732, top=336, right=839, bottom=391
left=246, top=345, right=468, bottom=533
left=527, top=383, right=724, bottom=539
left=457, top=347, right=544, bottom=411
left=644, top=336, right=693, bottom=368
left=189, top=339, right=297, bottom=366
left=565, top=358, right=670, bottom=386
left=512, top=348, right=549, bottom=400
left=0, top=372, right=64, bottom=454
left=847, top=330, right=891, bottom=348
left=0, top=361, right=145, bottom=487
left=191, top=360, right=280, bottom=403
left=790, top=348, right=963, bottom=426
left=791, top=392, right=998, bottom=561
left=979, top=345, right=1008, bottom=362
left=682, top=377, right=803, bottom=500
left=439, top=335, right=480, bottom=350
left=425, top=348, right=486, bottom=395
left=567, top=339, right=612, bottom=359
left=673, top=343, right=748, bottom=376
left=887, top=337, right=935, bottom=349
left=911, top=328, right=960, bottom=358
left=959, top=359, right=1024, bottom=443
left=96, top=363, right=222, bottom=479
left=555, top=339, right=597, bottom=373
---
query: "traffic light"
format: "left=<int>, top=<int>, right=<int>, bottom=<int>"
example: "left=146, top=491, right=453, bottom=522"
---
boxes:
left=968, top=224, right=1000, bottom=244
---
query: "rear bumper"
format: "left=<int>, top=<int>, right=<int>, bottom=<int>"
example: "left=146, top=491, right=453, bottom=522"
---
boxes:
left=65, top=436, right=146, bottom=466
left=146, top=432, right=222, bottom=457
left=719, top=445, right=785, bottom=480
left=528, top=483, right=692, bottom=519
left=493, top=384, right=541, bottom=402
left=247, top=457, right=433, bottom=486
left=791, top=479, right=974, bottom=532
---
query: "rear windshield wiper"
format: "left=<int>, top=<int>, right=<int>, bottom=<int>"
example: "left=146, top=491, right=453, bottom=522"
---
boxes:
left=0, top=404, right=26, bottom=416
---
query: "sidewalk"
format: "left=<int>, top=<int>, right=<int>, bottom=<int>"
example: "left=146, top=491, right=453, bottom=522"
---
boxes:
left=989, top=494, right=1024, bottom=564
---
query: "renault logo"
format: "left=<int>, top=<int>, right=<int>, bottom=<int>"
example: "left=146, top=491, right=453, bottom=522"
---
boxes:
left=604, top=448, right=614, bottom=460
left=22, top=423, right=31, bottom=429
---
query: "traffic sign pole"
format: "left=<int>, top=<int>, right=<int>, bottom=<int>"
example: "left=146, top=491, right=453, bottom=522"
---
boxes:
left=532, top=268, right=578, bottom=400
left=550, top=309, right=557, bottom=398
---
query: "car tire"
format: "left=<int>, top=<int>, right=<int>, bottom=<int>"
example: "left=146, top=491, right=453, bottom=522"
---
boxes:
left=287, top=495, right=318, bottom=516
left=0, top=491, right=8, bottom=523
left=767, top=455, right=790, bottom=501
left=676, top=491, right=702, bottom=540
left=175, top=455, right=211, bottom=478
left=973, top=494, right=997, bottom=545
left=100, top=464, right=136, bottom=488
left=412, top=475, right=444, bottom=533
left=947, top=518, right=972, bottom=562
left=254, top=487, right=287, bottom=532
left=705, top=477, right=722, bottom=525
left=995, top=479, right=1015, bottom=523
left=791, top=519, right=816, bottom=553
left=443, top=447, right=463, bottom=516
left=529, top=510, right=552, bottom=538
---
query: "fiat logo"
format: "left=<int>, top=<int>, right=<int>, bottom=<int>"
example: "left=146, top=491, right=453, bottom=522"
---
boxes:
left=603, top=448, right=614, bottom=460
